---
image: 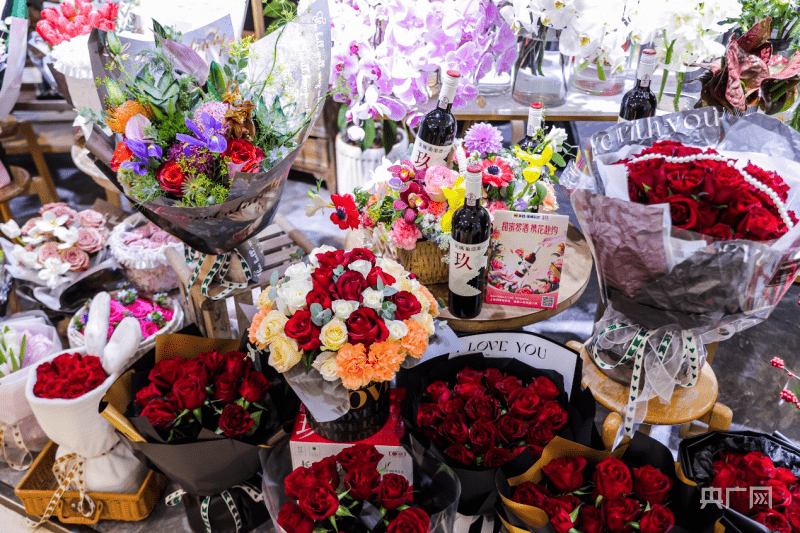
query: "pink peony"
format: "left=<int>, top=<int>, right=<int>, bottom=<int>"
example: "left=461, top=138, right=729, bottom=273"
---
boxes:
left=126, top=299, right=154, bottom=319
left=37, top=242, right=61, bottom=264
left=78, top=210, right=107, bottom=228
left=424, top=166, right=459, bottom=202
left=60, top=247, right=90, bottom=272
left=487, top=200, right=508, bottom=214
left=76, top=227, right=105, bottom=253
left=389, top=218, right=422, bottom=251
left=140, top=321, right=160, bottom=338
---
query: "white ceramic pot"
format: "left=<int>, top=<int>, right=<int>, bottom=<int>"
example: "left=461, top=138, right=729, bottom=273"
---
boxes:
left=335, top=129, right=409, bottom=195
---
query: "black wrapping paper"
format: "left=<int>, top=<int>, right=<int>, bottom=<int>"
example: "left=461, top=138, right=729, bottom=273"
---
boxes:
left=183, top=475, right=271, bottom=533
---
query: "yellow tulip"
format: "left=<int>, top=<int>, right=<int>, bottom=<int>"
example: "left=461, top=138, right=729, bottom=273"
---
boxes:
left=523, top=166, right=542, bottom=183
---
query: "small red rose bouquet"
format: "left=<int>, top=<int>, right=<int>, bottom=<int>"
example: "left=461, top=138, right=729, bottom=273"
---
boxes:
left=32, top=352, right=108, bottom=399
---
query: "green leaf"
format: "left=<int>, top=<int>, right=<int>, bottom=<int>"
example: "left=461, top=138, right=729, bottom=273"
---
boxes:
left=595, top=495, right=603, bottom=507
left=360, top=119, right=376, bottom=151
left=270, top=270, right=279, bottom=287
left=569, top=504, right=582, bottom=522
left=106, top=31, right=122, bottom=56
left=208, top=62, right=226, bottom=101
left=382, top=119, right=398, bottom=155
left=335, top=504, right=354, bottom=518
left=551, top=151, right=566, bottom=167
left=192, top=407, right=202, bottom=423
left=533, top=180, right=548, bottom=204
left=337, top=105, right=348, bottom=133
left=151, top=19, right=169, bottom=41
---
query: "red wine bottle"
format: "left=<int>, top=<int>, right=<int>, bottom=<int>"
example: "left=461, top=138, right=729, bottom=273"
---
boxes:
left=410, top=69, right=460, bottom=171
left=619, top=49, right=658, bottom=122
left=518, top=102, right=544, bottom=152
left=448, top=163, right=491, bottom=319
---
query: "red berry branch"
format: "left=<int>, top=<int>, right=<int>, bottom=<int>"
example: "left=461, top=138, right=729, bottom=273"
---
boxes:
left=772, top=357, right=800, bottom=409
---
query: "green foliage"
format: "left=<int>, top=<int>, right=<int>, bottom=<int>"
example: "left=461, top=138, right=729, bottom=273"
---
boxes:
left=152, top=111, right=190, bottom=147
left=382, top=119, right=398, bottom=155
left=360, top=119, right=376, bottom=151
left=739, top=0, right=800, bottom=43
left=263, top=0, right=298, bottom=32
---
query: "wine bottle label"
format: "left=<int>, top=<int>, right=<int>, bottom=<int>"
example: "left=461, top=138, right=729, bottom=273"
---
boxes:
left=410, top=137, right=452, bottom=170
left=449, top=238, right=490, bottom=297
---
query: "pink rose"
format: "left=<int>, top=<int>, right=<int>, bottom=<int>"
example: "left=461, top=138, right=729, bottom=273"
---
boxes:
left=150, top=231, right=172, bottom=245
left=424, top=166, right=459, bottom=202
left=78, top=210, right=107, bottom=228
left=126, top=299, right=154, bottom=318
left=389, top=218, right=422, bottom=251
left=109, top=299, right=127, bottom=325
left=76, top=227, right=104, bottom=253
left=140, top=321, right=160, bottom=338
left=37, top=242, right=61, bottom=264
left=60, top=247, right=90, bottom=272
left=487, top=200, right=508, bottom=214
left=21, top=218, right=40, bottom=236
left=491, top=258, right=503, bottom=270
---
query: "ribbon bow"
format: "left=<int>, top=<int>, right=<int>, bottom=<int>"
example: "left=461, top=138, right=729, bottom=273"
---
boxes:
left=166, top=482, right=264, bottom=533
left=185, top=247, right=253, bottom=301
left=0, top=422, right=32, bottom=471
left=29, top=451, right=96, bottom=527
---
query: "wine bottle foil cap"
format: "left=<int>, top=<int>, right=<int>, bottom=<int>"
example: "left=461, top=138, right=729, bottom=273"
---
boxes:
left=446, top=69, right=461, bottom=78
left=640, top=49, right=658, bottom=63
left=466, top=163, right=483, bottom=173
left=531, top=102, right=543, bottom=109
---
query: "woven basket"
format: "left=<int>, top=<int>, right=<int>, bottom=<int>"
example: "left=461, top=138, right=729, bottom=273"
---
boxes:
left=15, top=442, right=167, bottom=524
left=396, top=240, right=448, bottom=285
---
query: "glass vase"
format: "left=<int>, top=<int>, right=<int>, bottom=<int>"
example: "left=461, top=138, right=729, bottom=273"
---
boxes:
left=478, top=65, right=512, bottom=96
left=570, top=60, right=626, bottom=96
left=512, top=27, right=568, bottom=107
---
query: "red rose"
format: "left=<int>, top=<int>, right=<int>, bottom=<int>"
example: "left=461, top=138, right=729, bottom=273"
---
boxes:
left=36, top=377, right=65, bottom=399
left=737, top=207, right=785, bottom=242
left=423, top=428, right=446, bottom=448
left=787, top=503, right=800, bottom=532
left=213, top=372, right=239, bottom=403
left=141, top=399, right=177, bottom=430
left=62, top=382, right=88, bottom=399
left=310, top=456, right=339, bottom=489
left=578, top=505, right=604, bottom=533
left=633, top=464, right=673, bottom=505
left=311, top=267, right=335, bottom=289
left=179, top=358, right=211, bottom=385
left=306, top=285, right=333, bottom=310
left=710, top=461, right=739, bottom=495
left=639, top=504, right=675, bottom=533
left=424, top=381, right=452, bottom=403
left=366, top=267, right=396, bottom=287
left=453, top=382, right=486, bottom=400
left=416, top=403, right=442, bottom=428
left=753, top=509, right=791, bottom=533
left=602, top=497, right=640, bottom=533
left=469, top=420, right=500, bottom=454
left=699, top=223, right=734, bottom=241
left=721, top=192, right=763, bottom=227
left=344, top=248, right=376, bottom=266
left=483, top=368, right=505, bottom=391
left=285, top=466, right=320, bottom=500
left=389, top=291, right=422, bottom=320
left=456, top=367, right=484, bottom=385
left=439, top=415, right=469, bottom=445
left=200, top=350, right=226, bottom=375
left=741, top=451, right=776, bottom=486
left=135, top=383, right=163, bottom=408
left=378, top=473, right=411, bottom=510
left=776, top=467, right=798, bottom=486
left=156, top=161, right=186, bottom=197
left=484, top=447, right=514, bottom=467
left=542, top=456, right=588, bottom=493
left=277, top=501, right=313, bottom=533
left=333, top=270, right=368, bottom=302
left=344, top=467, right=381, bottom=501
left=224, top=138, right=265, bottom=173
left=746, top=163, right=790, bottom=202
left=223, top=351, right=252, bottom=379
left=285, top=309, right=323, bottom=351
left=440, top=397, right=466, bottom=417
left=665, top=195, right=701, bottom=230
left=239, top=371, right=271, bottom=403
left=298, top=483, right=339, bottom=520
left=508, top=388, right=541, bottom=419
left=465, top=395, right=499, bottom=421
left=52, top=353, right=80, bottom=373
left=497, top=414, right=528, bottom=443
left=526, top=421, right=556, bottom=449
left=335, top=443, right=384, bottom=473
left=548, top=507, right=575, bottom=533
left=172, top=374, right=206, bottom=411
left=765, top=479, right=792, bottom=510
left=529, top=376, right=559, bottom=400
left=345, top=307, right=389, bottom=346
left=218, top=404, right=254, bottom=437
left=512, top=481, right=550, bottom=506
left=593, top=457, right=633, bottom=500
left=315, top=250, right=345, bottom=269
left=667, top=167, right=706, bottom=196
left=387, top=508, right=430, bottom=533
left=110, top=141, right=132, bottom=172
left=728, top=481, right=754, bottom=514
left=708, top=164, right=743, bottom=205
left=495, top=375, right=523, bottom=398
left=445, top=443, right=475, bottom=465
left=535, top=400, right=567, bottom=429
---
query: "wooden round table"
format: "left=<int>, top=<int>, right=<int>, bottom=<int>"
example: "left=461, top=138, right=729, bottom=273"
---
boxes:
left=346, top=223, right=594, bottom=332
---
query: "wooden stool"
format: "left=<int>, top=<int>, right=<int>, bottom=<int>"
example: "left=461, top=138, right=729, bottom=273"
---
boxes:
left=0, top=166, right=58, bottom=222
left=568, top=341, right=732, bottom=450
left=164, top=214, right=315, bottom=339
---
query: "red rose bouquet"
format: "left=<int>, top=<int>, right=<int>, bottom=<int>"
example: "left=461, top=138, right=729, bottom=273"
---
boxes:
left=32, top=352, right=107, bottom=399
left=562, top=107, right=800, bottom=443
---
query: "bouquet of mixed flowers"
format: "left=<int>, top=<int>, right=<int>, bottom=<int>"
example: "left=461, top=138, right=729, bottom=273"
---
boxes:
left=0, top=203, right=109, bottom=289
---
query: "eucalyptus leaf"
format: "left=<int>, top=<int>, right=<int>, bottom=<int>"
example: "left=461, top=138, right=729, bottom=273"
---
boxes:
left=270, top=270, right=280, bottom=287
left=382, top=287, right=398, bottom=297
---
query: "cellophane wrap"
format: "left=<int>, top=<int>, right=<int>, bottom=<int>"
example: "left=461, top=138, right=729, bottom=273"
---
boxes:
left=561, top=108, right=800, bottom=442
left=0, top=12, right=27, bottom=119
left=261, top=433, right=460, bottom=533
left=87, top=0, right=331, bottom=255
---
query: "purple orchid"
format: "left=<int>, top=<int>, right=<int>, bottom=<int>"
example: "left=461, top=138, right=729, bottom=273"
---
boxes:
left=175, top=112, right=227, bottom=157
left=121, top=139, right=163, bottom=176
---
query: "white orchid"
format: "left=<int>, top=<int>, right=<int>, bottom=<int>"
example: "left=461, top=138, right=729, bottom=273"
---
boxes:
left=34, top=210, right=69, bottom=234
left=0, top=219, right=21, bottom=240
left=20, top=226, right=46, bottom=246
left=37, top=257, right=70, bottom=288
left=54, top=226, right=80, bottom=249
left=11, top=244, right=41, bottom=270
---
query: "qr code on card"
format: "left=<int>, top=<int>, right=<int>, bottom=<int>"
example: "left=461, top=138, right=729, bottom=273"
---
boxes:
left=541, top=296, right=554, bottom=307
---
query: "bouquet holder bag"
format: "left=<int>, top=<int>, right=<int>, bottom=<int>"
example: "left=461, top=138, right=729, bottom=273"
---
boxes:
left=99, top=324, right=300, bottom=533
left=0, top=312, right=62, bottom=469
left=0, top=0, right=28, bottom=188
left=261, top=431, right=461, bottom=533
left=397, top=330, right=600, bottom=517
left=496, top=433, right=694, bottom=533
left=23, top=293, right=148, bottom=525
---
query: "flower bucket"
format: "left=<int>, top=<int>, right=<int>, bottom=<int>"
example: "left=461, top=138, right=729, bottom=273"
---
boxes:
left=396, top=239, right=448, bottom=286
left=305, top=381, right=390, bottom=442
left=335, top=131, right=409, bottom=195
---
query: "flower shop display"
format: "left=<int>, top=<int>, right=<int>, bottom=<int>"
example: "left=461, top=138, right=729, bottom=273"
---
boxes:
left=497, top=432, right=691, bottom=533
left=560, top=107, right=800, bottom=445
left=247, top=245, right=453, bottom=442
left=263, top=437, right=460, bottom=533
left=0, top=314, right=61, bottom=470
left=398, top=331, right=599, bottom=516
left=107, top=214, right=183, bottom=294
left=68, top=288, right=183, bottom=359
left=0, top=0, right=28, bottom=187
left=23, top=292, right=149, bottom=525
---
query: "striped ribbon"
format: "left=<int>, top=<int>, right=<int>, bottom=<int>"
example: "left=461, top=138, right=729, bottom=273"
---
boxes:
left=28, top=452, right=96, bottom=527
left=0, top=422, right=32, bottom=471
left=166, top=482, right=263, bottom=533
left=185, top=247, right=252, bottom=301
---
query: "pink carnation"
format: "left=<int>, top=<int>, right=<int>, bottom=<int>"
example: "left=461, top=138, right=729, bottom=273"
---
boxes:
left=389, top=218, right=422, bottom=251
left=37, top=242, right=61, bottom=264
left=140, top=321, right=160, bottom=338
left=487, top=200, right=508, bottom=214
left=126, top=299, right=154, bottom=319
left=423, top=166, right=459, bottom=202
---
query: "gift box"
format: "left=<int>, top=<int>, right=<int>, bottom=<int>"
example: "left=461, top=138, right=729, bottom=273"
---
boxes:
left=290, top=389, right=413, bottom=483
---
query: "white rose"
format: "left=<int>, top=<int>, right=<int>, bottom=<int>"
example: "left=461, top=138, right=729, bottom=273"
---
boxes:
left=378, top=257, right=407, bottom=279
left=393, top=277, right=414, bottom=292
left=412, top=289, right=430, bottom=314
left=332, top=299, right=358, bottom=321
left=276, top=278, right=314, bottom=315
left=312, top=351, right=340, bottom=381
left=284, top=262, right=312, bottom=281
left=308, top=245, right=337, bottom=267
left=361, top=288, right=384, bottom=311
left=320, top=318, right=348, bottom=351
left=412, top=312, right=435, bottom=335
left=387, top=320, right=408, bottom=341
left=268, top=334, right=302, bottom=372
left=348, top=259, right=373, bottom=279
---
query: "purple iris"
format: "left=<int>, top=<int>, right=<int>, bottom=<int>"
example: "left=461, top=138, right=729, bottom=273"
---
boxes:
left=175, top=112, right=227, bottom=157
left=121, top=139, right=163, bottom=176
left=513, top=198, right=528, bottom=211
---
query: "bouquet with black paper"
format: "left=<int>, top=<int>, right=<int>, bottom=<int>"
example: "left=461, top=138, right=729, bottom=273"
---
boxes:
left=496, top=432, right=693, bottom=533
left=262, top=433, right=460, bottom=533
left=397, top=331, right=599, bottom=517
left=100, top=325, right=300, bottom=533
left=678, top=430, right=800, bottom=533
